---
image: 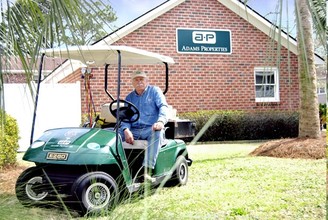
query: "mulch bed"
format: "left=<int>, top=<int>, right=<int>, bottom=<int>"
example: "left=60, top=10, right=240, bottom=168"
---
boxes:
left=0, top=165, right=29, bottom=194
left=250, top=131, right=326, bottom=159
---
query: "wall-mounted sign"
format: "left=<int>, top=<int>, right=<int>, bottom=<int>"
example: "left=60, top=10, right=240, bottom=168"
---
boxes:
left=176, top=28, right=232, bottom=54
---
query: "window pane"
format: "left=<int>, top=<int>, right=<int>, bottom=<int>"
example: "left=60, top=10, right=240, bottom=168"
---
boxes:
left=255, top=74, right=265, bottom=84
left=255, top=85, right=265, bottom=97
left=264, top=85, right=275, bottom=97
left=256, top=85, right=275, bottom=98
left=318, top=87, right=325, bottom=94
left=317, top=79, right=326, bottom=94
left=266, top=73, right=275, bottom=84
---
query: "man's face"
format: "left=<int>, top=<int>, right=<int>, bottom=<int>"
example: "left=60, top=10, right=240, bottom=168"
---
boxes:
left=132, top=76, right=148, bottom=94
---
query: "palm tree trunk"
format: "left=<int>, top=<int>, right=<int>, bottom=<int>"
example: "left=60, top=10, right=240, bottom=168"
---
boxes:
left=296, top=0, right=321, bottom=138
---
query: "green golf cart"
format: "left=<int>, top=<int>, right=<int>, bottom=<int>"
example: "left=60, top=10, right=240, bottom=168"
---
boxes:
left=15, top=45, right=194, bottom=215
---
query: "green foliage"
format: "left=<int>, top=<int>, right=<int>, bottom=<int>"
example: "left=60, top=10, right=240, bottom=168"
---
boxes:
left=230, top=207, right=248, bottom=217
left=71, top=0, right=117, bottom=45
left=81, top=112, right=102, bottom=128
left=0, top=110, right=20, bottom=168
left=0, top=0, right=118, bottom=109
left=310, top=0, right=327, bottom=54
left=319, top=103, right=326, bottom=125
left=3, top=0, right=117, bottom=49
left=179, top=110, right=299, bottom=142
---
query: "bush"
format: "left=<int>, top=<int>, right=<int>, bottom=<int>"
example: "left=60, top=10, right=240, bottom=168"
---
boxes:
left=179, top=110, right=299, bottom=142
left=0, top=110, right=20, bottom=168
left=319, top=103, right=326, bottom=129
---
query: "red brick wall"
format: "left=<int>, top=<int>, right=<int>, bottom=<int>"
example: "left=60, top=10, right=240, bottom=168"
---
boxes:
left=68, top=0, right=300, bottom=114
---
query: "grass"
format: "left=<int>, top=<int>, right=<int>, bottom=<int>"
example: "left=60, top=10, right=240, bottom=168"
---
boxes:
left=0, top=142, right=326, bottom=219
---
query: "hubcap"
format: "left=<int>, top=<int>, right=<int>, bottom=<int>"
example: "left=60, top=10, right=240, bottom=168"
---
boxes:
left=26, top=176, right=48, bottom=201
left=179, top=164, right=187, bottom=181
left=86, top=182, right=111, bottom=209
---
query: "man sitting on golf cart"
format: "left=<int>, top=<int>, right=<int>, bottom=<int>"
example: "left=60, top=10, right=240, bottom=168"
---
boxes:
left=120, top=70, right=169, bottom=182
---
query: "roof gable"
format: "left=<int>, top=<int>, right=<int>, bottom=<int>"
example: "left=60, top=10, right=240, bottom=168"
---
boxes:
left=96, top=0, right=324, bottom=65
left=95, top=0, right=185, bottom=46
left=43, top=0, right=324, bottom=83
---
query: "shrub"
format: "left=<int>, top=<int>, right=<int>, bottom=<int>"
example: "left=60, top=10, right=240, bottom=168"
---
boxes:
left=0, top=110, right=20, bottom=168
left=319, top=103, right=326, bottom=129
left=179, top=110, right=299, bottom=142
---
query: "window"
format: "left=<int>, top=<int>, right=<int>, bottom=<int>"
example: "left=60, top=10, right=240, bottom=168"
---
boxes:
left=317, top=78, right=326, bottom=94
left=254, top=67, right=279, bottom=102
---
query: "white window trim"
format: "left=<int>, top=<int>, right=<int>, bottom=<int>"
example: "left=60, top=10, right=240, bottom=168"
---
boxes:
left=254, top=67, right=280, bottom=102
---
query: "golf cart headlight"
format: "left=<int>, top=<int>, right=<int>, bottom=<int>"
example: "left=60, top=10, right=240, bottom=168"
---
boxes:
left=31, top=141, right=45, bottom=149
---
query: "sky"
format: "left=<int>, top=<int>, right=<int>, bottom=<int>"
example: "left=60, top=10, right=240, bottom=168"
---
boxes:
left=110, top=0, right=167, bottom=27
left=110, top=0, right=296, bottom=36
left=2, top=0, right=296, bottom=36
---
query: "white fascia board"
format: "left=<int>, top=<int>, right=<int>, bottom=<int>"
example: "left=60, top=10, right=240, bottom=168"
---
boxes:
left=42, top=59, right=86, bottom=84
left=96, top=0, right=186, bottom=46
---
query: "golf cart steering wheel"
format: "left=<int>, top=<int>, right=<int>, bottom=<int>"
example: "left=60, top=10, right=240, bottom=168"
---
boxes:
left=109, top=99, right=140, bottom=123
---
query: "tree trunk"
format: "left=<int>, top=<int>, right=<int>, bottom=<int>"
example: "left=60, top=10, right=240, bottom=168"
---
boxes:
left=296, top=0, right=321, bottom=138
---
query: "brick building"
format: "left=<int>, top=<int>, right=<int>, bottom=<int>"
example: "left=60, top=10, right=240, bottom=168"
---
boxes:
left=43, top=0, right=325, bottom=114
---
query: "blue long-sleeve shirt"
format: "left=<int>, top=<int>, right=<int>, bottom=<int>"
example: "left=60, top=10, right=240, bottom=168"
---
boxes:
left=121, top=85, right=169, bottom=131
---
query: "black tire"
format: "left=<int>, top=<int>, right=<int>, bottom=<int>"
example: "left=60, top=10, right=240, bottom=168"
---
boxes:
left=72, top=172, right=119, bottom=215
left=169, top=155, right=189, bottom=186
left=15, top=166, right=52, bottom=207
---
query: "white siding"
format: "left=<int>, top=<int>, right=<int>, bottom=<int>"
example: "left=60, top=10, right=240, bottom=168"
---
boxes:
left=4, top=82, right=81, bottom=151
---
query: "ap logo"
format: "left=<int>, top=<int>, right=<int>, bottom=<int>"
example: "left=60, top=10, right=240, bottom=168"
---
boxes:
left=192, top=31, right=216, bottom=44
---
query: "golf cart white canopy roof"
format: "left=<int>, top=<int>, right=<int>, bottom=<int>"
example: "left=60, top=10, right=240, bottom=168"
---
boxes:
left=42, top=45, right=175, bottom=66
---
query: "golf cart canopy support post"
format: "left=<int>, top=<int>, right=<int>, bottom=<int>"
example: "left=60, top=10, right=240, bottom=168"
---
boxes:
left=30, top=53, right=45, bottom=145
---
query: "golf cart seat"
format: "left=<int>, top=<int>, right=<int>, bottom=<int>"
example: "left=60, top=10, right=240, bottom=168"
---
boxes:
left=122, top=132, right=169, bottom=150
left=122, top=140, right=148, bottom=149
left=99, top=102, right=126, bottom=128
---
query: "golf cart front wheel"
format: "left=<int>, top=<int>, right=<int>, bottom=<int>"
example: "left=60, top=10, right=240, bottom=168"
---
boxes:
left=15, top=166, right=52, bottom=207
left=170, top=155, right=189, bottom=186
left=72, top=172, right=119, bottom=215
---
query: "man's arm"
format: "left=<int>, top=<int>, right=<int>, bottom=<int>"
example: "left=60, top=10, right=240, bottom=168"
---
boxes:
left=123, top=128, right=134, bottom=144
left=154, top=86, right=169, bottom=125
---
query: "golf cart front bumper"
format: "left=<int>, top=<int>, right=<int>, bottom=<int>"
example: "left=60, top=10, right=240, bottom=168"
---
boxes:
left=187, top=158, right=193, bottom=166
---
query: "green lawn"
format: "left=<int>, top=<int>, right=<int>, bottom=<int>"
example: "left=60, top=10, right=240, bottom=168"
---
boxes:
left=0, top=142, right=326, bottom=220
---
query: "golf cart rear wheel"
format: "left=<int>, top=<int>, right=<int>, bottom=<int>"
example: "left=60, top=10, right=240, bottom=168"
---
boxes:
left=15, top=166, right=51, bottom=207
left=170, top=155, right=189, bottom=186
left=72, top=172, right=119, bottom=215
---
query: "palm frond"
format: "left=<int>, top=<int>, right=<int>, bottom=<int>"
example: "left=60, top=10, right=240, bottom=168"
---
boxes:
left=0, top=0, right=116, bottom=111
